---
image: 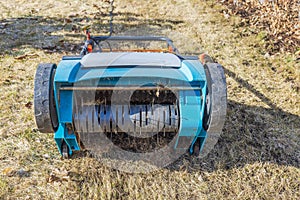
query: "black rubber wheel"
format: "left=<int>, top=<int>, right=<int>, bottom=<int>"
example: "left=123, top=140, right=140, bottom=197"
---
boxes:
left=203, top=62, right=227, bottom=133
left=34, top=63, right=58, bottom=133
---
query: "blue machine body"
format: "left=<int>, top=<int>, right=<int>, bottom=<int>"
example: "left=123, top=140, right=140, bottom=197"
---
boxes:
left=53, top=52, right=208, bottom=156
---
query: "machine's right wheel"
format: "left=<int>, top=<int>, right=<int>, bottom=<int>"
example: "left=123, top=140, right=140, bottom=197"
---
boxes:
left=203, top=62, right=227, bottom=133
left=34, top=63, right=59, bottom=133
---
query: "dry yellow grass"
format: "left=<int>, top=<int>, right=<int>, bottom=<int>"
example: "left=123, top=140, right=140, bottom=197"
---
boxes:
left=0, top=0, right=299, bottom=199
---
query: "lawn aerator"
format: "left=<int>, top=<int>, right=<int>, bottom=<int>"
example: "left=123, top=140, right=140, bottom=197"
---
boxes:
left=34, top=33, right=227, bottom=159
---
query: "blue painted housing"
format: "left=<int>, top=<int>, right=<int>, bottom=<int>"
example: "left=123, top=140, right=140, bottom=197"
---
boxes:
left=53, top=52, right=208, bottom=156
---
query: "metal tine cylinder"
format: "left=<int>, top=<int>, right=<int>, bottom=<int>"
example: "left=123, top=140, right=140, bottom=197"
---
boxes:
left=74, top=104, right=179, bottom=134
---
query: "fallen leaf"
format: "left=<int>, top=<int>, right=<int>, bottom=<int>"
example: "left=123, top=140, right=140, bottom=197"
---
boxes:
left=47, top=173, right=61, bottom=183
left=2, top=167, right=14, bottom=176
left=25, top=102, right=33, bottom=109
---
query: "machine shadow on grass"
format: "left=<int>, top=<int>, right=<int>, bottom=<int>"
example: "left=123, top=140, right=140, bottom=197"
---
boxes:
left=71, top=98, right=300, bottom=173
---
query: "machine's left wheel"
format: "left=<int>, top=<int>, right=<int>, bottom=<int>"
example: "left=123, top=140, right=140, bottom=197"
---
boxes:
left=34, top=63, right=58, bottom=133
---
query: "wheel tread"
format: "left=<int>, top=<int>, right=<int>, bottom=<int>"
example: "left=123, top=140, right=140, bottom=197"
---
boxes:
left=34, top=63, right=58, bottom=133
